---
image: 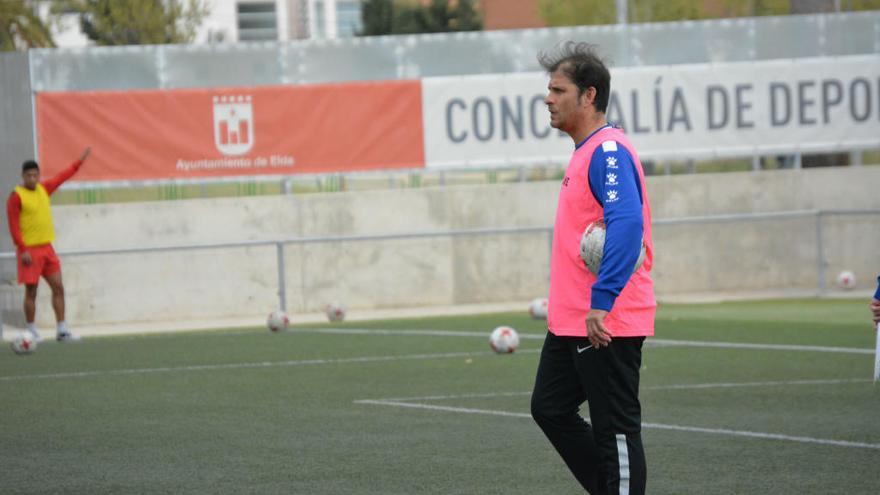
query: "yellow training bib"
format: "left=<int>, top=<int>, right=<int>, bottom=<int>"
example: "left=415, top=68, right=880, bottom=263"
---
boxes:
left=14, top=184, right=55, bottom=247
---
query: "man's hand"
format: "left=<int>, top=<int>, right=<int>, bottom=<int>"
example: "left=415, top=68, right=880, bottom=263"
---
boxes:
left=79, top=147, right=91, bottom=164
left=871, top=298, right=880, bottom=325
left=21, top=251, right=32, bottom=267
left=586, top=309, right=612, bottom=348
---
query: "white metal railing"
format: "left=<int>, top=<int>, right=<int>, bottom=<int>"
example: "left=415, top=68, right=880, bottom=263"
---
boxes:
left=23, top=12, right=880, bottom=193
left=1, top=210, right=876, bottom=317
left=28, top=12, right=880, bottom=91
left=0, top=226, right=551, bottom=313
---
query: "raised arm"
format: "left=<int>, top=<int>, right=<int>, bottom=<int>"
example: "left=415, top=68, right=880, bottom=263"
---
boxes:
left=42, top=159, right=83, bottom=195
left=42, top=148, right=90, bottom=195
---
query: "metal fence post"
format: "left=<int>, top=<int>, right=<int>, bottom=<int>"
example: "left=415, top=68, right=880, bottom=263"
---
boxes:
left=156, top=45, right=167, bottom=90
left=815, top=211, right=826, bottom=294
left=850, top=150, right=862, bottom=166
left=276, top=242, right=287, bottom=312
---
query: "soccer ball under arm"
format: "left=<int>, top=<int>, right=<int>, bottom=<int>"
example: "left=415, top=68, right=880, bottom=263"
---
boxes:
left=579, top=219, right=646, bottom=276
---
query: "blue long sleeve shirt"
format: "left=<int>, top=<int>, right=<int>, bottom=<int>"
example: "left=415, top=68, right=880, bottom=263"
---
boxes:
left=577, top=130, right=645, bottom=311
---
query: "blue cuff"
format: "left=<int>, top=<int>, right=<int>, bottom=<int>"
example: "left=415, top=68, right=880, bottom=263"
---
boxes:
left=591, top=288, right=617, bottom=312
left=874, top=276, right=880, bottom=300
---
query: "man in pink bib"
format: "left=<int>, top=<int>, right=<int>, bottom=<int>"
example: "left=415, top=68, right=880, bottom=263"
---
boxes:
left=531, top=42, right=656, bottom=495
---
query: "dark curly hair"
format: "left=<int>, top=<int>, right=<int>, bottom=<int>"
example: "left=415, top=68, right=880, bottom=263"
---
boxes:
left=538, top=41, right=611, bottom=113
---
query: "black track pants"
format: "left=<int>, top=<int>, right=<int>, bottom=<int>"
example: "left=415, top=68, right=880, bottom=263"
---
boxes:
left=531, top=332, right=646, bottom=495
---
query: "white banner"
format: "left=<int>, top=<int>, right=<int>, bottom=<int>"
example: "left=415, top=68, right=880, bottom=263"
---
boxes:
left=422, top=55, right=880, bottom=168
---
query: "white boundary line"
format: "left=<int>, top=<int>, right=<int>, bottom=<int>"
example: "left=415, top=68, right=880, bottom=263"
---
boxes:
left=0, top=350, right=538, bottom=382
left=46, top=327, right=871, bottom=356
left=641, top=422, right=880, bottom=450
left=374, top=391, right=533, bottom=402
left=353, top=399, right=880, bottom=450
left=356, top=399, right=532, bottom=418
left=298, top=328, right=536, bottom=339
left=295, top=328, right=874, bottom=355
left=644, top=378, right=874, bottom=390
left=4, top=325, right=869, bottom=381
left=300, top=328, right=520, bottom=338
left=649, top=338, right=873, bottom=355
left=358, top=378, right=873, bottom=402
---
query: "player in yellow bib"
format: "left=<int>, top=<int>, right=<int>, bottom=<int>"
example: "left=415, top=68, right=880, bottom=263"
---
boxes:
left=6, top=148, right=91, bottom=342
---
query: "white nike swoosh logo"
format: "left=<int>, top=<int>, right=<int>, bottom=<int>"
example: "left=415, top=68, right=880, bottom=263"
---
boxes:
left=577, top=345, right=592, bottom=353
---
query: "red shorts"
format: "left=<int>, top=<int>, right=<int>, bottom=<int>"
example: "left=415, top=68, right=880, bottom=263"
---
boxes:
left=17, top=244, right=61, bottom=285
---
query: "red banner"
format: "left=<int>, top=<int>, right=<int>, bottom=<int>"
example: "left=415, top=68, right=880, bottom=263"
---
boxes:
left=36, top=81, right=425, bottom=181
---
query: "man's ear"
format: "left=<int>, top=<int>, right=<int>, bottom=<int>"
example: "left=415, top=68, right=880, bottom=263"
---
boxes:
left=580, top=87, right=597, bottom=108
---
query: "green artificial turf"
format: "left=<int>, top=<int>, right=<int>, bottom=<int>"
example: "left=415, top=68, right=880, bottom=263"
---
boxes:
left=1, top=299, right=877, bottom=494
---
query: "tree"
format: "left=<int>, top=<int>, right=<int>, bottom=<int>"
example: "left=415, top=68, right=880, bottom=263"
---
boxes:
left=718, top=0, right=789, bottom=16
left=538, top=0, right=790, bottom=25
left=539, top=0, right=706, bottom=26
left=361, top=0, right=394, bottom=36
left=360, top=0, right=482, bottom=36
left=537, top=0, right=615, bottom=27
left=440, top=0, right=481, bottom=32
left=629, top=0, right=704, bottom=22
left=0, top=0, right=55, bottom=51
left=55, top=0, right=208, bottom=46
left=848, top=0, right=880, bottom=10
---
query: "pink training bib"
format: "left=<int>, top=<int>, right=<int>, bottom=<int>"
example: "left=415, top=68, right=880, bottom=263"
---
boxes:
left=547, top=126, right=656, bottom=338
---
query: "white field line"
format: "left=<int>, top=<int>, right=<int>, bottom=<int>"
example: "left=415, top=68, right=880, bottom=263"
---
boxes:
left=355, top=399, right=533, bottom=419
left=649, top=338, right=873, bottom=355
left=96, top=327, right=874, bottom=355
left=297, top=328, right=544, bottom=339
left=357, top=378, right=873, bottom=403
left=3, top=327, right=869, bottom=382
left=354, top=399, right=880, bottom=450
left=644, top=378, right=874, bottom=390
left=373, top=391, right=534, bottom=402
left=640, top=422, right=880, bottom=450
left=0, top=350, right=538, bottom=382
left=297, top=329, right=873, bottom=355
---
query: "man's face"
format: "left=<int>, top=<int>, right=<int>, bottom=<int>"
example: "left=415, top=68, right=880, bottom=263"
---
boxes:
left=545, top=69, right=590, bottom=133
left=22, top=169, right=40, bottom=190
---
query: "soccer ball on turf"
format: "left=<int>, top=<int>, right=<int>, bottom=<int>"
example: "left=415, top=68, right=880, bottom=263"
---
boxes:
left=11, top=334, right=37, bottom=355
left=528, top=298, right=548, bottom=320
left=489, top=326, right=520, bottom=354
left=836, top=270, right=857, bottom=290
left=266, top=310, right=289, bottom=332
left=579, top=219, right=646, bottom=275
left=325, top=302, right=346, bottom=322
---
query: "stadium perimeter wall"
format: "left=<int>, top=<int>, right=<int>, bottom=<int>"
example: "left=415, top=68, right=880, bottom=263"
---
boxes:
left=0, top=53, right=34, bottom=272
left=26, top=166, right=880, bottom=328
left=0, top=53, right=36, bottom=327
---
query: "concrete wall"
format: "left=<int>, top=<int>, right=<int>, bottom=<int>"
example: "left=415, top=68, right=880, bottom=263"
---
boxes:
left=46, top=182, right=558, bottom=326
left=0, top=52, right=35, bottom=327
left=16, top=166, right=880, bottom=327
left=0, top=52, right=34, bottom=267
left=648, top=166, right=880, bottom=217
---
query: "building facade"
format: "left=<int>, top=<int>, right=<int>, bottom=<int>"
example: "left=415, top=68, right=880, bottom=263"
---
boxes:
left=38, top=0, right=365, bottom=46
